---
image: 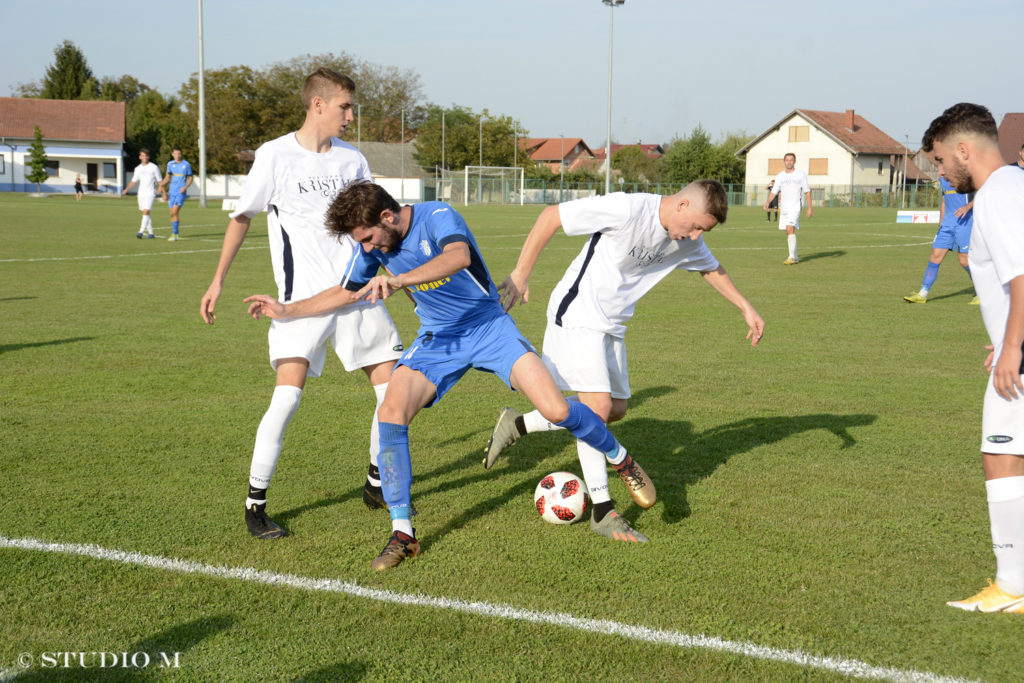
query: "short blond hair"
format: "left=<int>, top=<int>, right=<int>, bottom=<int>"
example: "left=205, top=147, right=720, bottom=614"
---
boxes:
left=301, top=68, right=355, bottom=109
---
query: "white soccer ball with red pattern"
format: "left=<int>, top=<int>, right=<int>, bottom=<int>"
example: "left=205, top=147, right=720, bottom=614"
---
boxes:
left=534, top=471, right=589, bottom=525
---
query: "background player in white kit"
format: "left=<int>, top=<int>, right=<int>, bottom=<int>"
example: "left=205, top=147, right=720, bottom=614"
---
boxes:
left=923, top=103, right=1024, bottom=614
left=199, top=68, right=404, bottom=539
left=764, top=153, right=813, bottom=265
left=122, top=149, right=164, bottom=239
left=487, top=181, right=765, bottom=541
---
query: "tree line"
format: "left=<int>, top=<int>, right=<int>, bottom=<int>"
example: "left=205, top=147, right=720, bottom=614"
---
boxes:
left=17, top=40, right=750, bottom=184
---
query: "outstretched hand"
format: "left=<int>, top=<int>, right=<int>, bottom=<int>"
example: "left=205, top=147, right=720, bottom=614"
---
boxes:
left=744, top=310, right=765, bottom=347
left=244, top=294, right=286, bottom=320
left=357, top=274, right=403, bottom=304
left=497, top=272, right=530, bottom=313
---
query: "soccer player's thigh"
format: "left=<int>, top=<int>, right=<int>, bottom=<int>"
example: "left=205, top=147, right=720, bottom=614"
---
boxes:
left=954, top=224, right=972, bottom=254
left=329, top=303, right=404, bottom=373
left=932, top=224, right=956, bottom=251
left=268, top=314, right=335, bottom=378
left=981, top=376, right=1024, bottom=456
left=542, top=323, right=628, bottom=397
left=779, top=209, right=799, bottom=230
left=138, top=195, right=154, bottom=212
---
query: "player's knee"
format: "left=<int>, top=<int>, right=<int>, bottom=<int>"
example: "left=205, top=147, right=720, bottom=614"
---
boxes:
left=537, top=400, right=570, bottom=425
left=607, top=401, right=628, bottom=424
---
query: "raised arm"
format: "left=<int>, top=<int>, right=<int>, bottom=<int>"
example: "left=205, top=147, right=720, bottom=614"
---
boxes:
left=245, top=285, right=364, bottom=321
left=361, top=241, right=472, bottom=303
left=701, top=266, right=765, bottom=347
left=499, top=204, right=564, bottom=311
left=200, top=214, right=251, bottom=324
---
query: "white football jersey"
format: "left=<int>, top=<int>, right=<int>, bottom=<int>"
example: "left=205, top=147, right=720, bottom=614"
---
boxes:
left=231, top=133, right=372, bottom=303
left=969, top=165, right=1024, bottom=359
left=130, top=162, right=163, bottom=197
left=547, top=193, right=719, bottom=337
left=772, top=169, right=810, bottom=213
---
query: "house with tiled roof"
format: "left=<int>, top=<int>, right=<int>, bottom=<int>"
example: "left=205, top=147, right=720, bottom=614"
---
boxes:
left=737, top=109, right=911, bottom=192
left=519, top=137, right=596, bottom=174
left=998, top=113, right=1024, bottom=165
left=0, top=98, right=125, bottom=193
left=592, top=142, right=664, bottom=161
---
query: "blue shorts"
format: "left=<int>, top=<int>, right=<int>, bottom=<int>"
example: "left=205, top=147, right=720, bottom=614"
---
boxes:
left=397, top=313, right=536, bottom=406
left=168, top=191, right=187, bottom=208
left=932, top=222, right=971, bottom=253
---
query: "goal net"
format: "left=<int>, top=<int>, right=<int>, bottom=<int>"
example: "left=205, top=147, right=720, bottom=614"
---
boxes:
left=438, top=166, right=525, bottom=205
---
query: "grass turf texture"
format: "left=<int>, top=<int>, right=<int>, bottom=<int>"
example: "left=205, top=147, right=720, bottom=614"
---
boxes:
left=0, top=193, right=1012, bottom=681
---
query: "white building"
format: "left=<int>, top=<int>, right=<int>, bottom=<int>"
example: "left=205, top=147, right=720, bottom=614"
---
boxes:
left=0, top=98, right=125, bottom=193
left=738, top=109, right=912, bottom=197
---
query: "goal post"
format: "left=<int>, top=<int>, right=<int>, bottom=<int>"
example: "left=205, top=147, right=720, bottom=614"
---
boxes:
left=438, top=166, right=525, bottom=206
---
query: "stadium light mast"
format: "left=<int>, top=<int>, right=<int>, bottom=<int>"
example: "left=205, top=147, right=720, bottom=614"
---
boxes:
left=196, top=0, right=207, bottom=208
left=603, top=0, right=624, bottom=195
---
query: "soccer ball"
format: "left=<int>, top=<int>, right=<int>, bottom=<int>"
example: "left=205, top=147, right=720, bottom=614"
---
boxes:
left=534, top=471, right=589, bottom=525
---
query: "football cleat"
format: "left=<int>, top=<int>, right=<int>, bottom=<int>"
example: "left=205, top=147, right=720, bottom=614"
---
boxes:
left=483, top=407, right=524, bottom=470
left=614, top=455, right=656, bottom=509
left=167, top=234, right=179, bottom=242
left=145, top=234, right=156, bottom=239
left=245, top=502, right=285, bottom=539
left=362, top=481, right=386, bottom=510
left=782, top=257, right=799, bottom=265
left=947, top=579, right=1024, bottom=612
left=136, top=232, right=143, bottom=239
left=590, top=510, right=648, bottom=542
left=969, top=296, right=980, bottom=305
left=371, top=530, right=420, bottom=570
left=903, top=293, right=927, bottom=304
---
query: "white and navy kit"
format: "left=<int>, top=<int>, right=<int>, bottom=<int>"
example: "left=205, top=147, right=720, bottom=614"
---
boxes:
left=969, top=166, right=1024, bottom=454
left=231, top=133, right=402, bottom=376
left=131, top=162, right=163, bottom=211
left=344, top=202, right=535, bottom=404
left=543, top=192, right=719, bottom=397
left=772, top=168, right=810, bottom=229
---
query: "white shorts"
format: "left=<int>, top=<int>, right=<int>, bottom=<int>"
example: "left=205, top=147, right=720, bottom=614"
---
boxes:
left=541, top=321, right=630, bottom=399
left=778, top=209, right=800, bottom=230
left=137, top=194, right=156, bottom=211
left=981, top=373, right=1024, bottom=455
left=267, top=302, right=403, bottom=378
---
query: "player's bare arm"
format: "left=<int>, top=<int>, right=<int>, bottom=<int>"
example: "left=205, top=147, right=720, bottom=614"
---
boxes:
left=244, top=285, right=362, bottom=321
left=992, top=276, right=1024, bottom=400
left=805, top=192, right=814, bottom=219
left=954, top=199, right=974, bottom=219
left=200, top=215, right=252, bottom=324
left=362, top=241, right=472, bottom=304
left=700, top=266, right=765, bottom=347
left=499, top=204, right=563, bottom=312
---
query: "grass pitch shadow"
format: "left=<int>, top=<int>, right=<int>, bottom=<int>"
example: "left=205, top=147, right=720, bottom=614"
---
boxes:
left=797, top=249, right=846, bottom=263
left=0, top=336, right=94, bottom=355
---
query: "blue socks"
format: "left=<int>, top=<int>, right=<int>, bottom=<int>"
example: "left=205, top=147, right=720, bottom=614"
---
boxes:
left=922, top=261, right=940, bottom=290
left=556, top=401, right=618, bottom=458
left=171, top=220, right=179, bottom=235
left=378, top=422, right=412, bottom=521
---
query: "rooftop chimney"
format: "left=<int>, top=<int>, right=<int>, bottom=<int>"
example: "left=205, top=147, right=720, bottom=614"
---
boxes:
left=845, top=109, right=855, bottom=131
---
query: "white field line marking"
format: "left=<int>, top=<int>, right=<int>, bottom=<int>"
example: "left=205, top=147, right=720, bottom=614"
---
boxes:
left=0, top=246, right=264, bottom=264
left=0, top=534, right=971, bottom=683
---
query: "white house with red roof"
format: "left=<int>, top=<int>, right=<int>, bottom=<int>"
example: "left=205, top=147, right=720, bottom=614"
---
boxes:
left=0, top=98, right=126, bottom=193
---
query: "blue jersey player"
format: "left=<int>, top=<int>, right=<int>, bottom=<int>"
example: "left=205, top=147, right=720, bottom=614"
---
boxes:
left=159, top=147, right=193, bottom=242
left=243, top=182, right=655, bottom=569
left=904, top=173, right=977, bottom=304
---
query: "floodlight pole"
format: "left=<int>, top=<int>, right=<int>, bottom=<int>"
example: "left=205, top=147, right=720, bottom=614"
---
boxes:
left=401, top=109, right=405, bottom=203
left=902, top=135, right=909, bottom=209
left=441, top=110, right=446, bottom=171
left=197, top=0, right=207, bottom=208
left=603, top=0, right=624, bottom=195
left=357, top=104, right=361, bottom=149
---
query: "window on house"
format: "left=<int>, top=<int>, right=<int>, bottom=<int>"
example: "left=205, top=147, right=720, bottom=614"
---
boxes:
left=103, top=163, right=116, bottom=178
left=808, top=158, right=828, bottom=175
left=768, top=158, right=785, bottom=175
left=0, top=156, right=5, bottom=174
left=788, top=126, right=809, bottom=142
left=45, top=160, right=60, bottom=176
left=878, top=161, right=884, bottom=175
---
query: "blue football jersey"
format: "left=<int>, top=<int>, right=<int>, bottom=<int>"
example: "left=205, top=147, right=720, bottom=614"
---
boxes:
left=940, top=176, right=973, bottom=227
left=343, top=202, right=502, bottom=334
left=166, top=160, right=193, bottom=193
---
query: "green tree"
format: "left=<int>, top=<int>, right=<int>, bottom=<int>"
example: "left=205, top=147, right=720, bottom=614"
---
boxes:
left=125, top=90, right=193, bottom=170
left=612, top=145, right=662, bottom=183
left=414, top=105, right=523, bottom=171
left=662, top=126, right=751, bottom=185
left=40, top=40, right=96, bottom=100
left=26, top=126, right=49, bottom=193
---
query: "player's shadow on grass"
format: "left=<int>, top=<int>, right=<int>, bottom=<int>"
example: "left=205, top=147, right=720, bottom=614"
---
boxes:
left=798, top=250, right=845, bottom=263
left=0, top=336, right=93, bottom=355
left=612, top=412, right=876, bottom=524
left=922, top=286, right=975, bottom=303
left=0, top=296, right=35, bottom=302
left=13, top=614, right=233, bottom=682
left=294, top=661, right=369, bottom=681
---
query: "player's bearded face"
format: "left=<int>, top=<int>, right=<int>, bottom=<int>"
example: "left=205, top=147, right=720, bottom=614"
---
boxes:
left=933, top=139, right=975, bottom=194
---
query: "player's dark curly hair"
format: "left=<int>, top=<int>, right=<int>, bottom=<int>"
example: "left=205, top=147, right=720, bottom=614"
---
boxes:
left=689, top=179, right=728, bottom=224
left=325, top=181, right=401, bottom=238
left=922, top=103, right=997, bottom=153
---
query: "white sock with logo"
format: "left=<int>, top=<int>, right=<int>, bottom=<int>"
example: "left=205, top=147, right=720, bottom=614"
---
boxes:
left=523, top=409, right=565, bottom=434
left=987, top=475, right=1024, bottom=596
left=577, top=440, right=611, bottom=505
left=368, top=382, right=388, bottom=482
left=246, top=385, right=302, bottom=505
left=787, top=234, right=798, bottom=259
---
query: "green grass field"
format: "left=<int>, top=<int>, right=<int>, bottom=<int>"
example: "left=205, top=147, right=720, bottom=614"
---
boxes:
left=0, top=193, right=1012, bottom=681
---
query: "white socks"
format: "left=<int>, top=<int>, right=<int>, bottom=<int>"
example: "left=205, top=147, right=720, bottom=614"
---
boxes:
left=140, top=215, right=154, bottom=235
left=577, top=441, right=611, bottom=504
left=247, top=385, right=302, bottom=502
left=787, top=234, right=798, bottom=259
left=369, top=382, right=388, bottom=482
left=987, top=476, right=1024, bottom=596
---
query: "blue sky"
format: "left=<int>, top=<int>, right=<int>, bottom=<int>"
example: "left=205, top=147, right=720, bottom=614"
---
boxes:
left=4, top=0, right=1021, bottom=149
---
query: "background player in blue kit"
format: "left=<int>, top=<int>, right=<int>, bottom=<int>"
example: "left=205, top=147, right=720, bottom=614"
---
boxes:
left=903, top=173, right=977, bottom=304
left=244, top=182, right=655, bottom=570
left=159, top=147, right=193, bottom=242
